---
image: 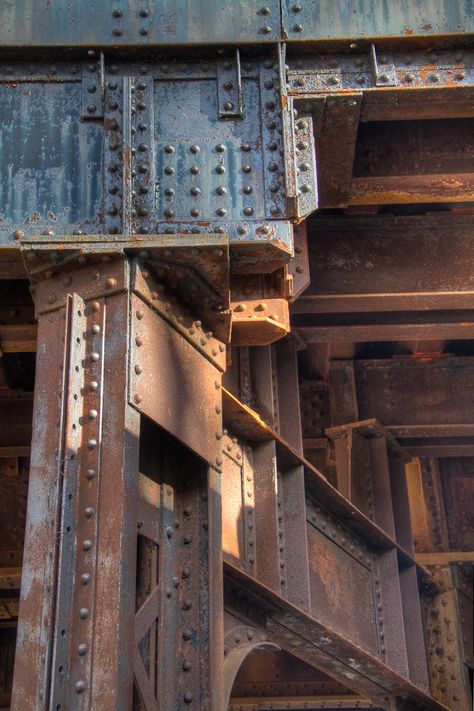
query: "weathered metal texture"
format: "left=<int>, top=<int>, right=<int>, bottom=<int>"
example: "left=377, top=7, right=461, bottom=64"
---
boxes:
left=228, top=648, right=359, bottom=706
left=224, top=565, right=448, bottom=711
left=293, top=214, right=474, bottom=342
left=0, top=67, right=103, bottom=238
left=12, top=258, right=141, bottom=709
left=437, top=458, right=474, bottom=552
left=324, top=358, right=474, bottom=457
left=221, top=340, right=311, bottom=610
left=129, top=293, right=223, bottom=467
left=422, top=565, right=472, bottom=710
left=0, top=0, right=281, bottom=46
left=231, top=298, right=290, bottom=345
left=0, top=58, right=320, bottom=262
left=281, top=1, right=473, bottom=41
left=0, top=457, right=29, bottom=569
left=135, top=425, right=224, bottom=709
left=354, top=357, right=474, bottom=427
left=286, top=221, right=310, bottom=301
left=2, top=0, right=473, bottom=47
left=288, top=48, right=474, bottom=96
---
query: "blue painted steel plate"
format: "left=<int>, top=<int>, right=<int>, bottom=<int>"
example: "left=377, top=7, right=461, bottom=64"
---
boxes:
left=0, top=0, right=281, bottom=46
left=282, top=0, right=474, bottom=41
left=0, top=80, right=103, bottom=237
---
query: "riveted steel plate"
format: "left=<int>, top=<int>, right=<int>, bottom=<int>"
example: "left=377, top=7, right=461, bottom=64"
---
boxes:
left=0, top=0, right=281, bottom=47
left=129, top=60, right=299, bottom=249
left=129, top=295, right=222, bottom=466
left=306, top=500, right=379, bottom=656
left=282, top=0, right=473, bottom=41
left=0, top=72, right=103, bottom=239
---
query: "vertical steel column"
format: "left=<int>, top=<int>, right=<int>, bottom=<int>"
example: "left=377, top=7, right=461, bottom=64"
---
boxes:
left=12, top=258, right=140, bottom=710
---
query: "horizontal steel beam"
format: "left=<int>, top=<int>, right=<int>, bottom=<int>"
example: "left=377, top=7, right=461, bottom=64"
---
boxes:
left=1, top=1, right=472, bottom=47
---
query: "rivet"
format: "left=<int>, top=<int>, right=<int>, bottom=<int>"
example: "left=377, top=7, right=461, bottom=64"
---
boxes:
left=216, top=455, right=223, bottom=466
left=13, top=230, right=24, bottom=240
left=164, top=144, right=175, bottom=154
left=75, top=680, right=86, bottom=693
left=184, top=692, right=193, bottom=704
left=182, top=628, right=192, bottom=640
left=243, top=207, right=254, bottom=216
left=216, top=208, right=227, bottom=217
left=183, top=660, right=192, bottom=671
left=215, top=165, right=225, bottom=174
left=81, top=573, right=91, bottom=585
left=88, top=439, right=97, bottom=449
left=294, top=23, right=303, bottom=31
left=164, top=209, right=175, bottom=218
left=78, top=643, right=88, bottom=656
left=83, top=539, right=93, bottom=551
left=91, top=352, right=100, bottom=362
left=134, top=394, right=142, bottom=404
left=216, top=186, right=227, bottom=195
left=242, top=164, right=252, bottom=173
left=216, top=143, right=226, bottom=152
left=190, top=186, right=201, bottom=196
left=135, top=364, right=143, bottom=375
left=79, top=608, right=89, bottom=619
left=86, top=469, right=96, bottom=480
left=165, top=166, right=175, bottom=175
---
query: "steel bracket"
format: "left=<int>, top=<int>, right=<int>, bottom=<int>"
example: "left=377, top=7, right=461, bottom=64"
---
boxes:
left=370, top=44, right=397, bottom=87
left=217, top=49, right=243, bottom=118
left=81, top=52, right=104, bottom=118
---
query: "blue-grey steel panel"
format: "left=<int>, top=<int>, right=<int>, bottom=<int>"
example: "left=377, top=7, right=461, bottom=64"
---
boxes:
left=0, top=0, right=280, bottom=47
left=282, top=0, right=474, bottom=41
left=126, top=59, right=307, bottom=259
left=0, top=78, right=103, bottom=238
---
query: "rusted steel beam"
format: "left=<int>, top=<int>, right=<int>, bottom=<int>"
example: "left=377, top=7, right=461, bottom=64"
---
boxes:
left=224, top=563, right=448, bottom=711
left=12, top=258, right=141, bottom=710
left=293, top=214, right=474, bottom=342
left=422, top=565, right=473, bottom=710
left=136, top=423, right=224, bottom=710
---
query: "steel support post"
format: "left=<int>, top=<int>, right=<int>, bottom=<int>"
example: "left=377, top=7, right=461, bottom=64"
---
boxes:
left=12, top=258, right=140, bottom=709
left=11, top=255, right=226, bottom=710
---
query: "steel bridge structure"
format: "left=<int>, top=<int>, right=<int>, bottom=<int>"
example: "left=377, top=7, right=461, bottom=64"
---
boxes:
left=0, top=2, right=473, bottom=710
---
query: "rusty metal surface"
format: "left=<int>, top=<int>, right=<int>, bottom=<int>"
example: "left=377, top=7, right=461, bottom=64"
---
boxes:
left=2, top=0, right=472, bottom=47
left=2, top=4, right=474, bottom=710
left=129, top=293, right=223, bottom=467
left=282, top=1, right=472, bottom=41
left=12, top=261, right=141, bottom=709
